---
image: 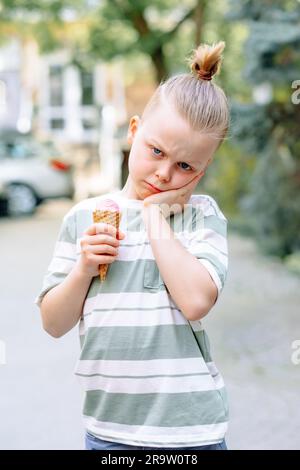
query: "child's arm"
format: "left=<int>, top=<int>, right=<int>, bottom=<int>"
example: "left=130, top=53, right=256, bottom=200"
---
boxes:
left=40, top=222, right=124, bottom=338
left=143, top=204, right=218, bottom=322
left=40, top=266, right=93, bottom=338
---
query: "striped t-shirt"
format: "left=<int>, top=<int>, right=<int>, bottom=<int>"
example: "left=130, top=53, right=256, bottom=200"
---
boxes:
left=35, top=190, right=229, bottom=448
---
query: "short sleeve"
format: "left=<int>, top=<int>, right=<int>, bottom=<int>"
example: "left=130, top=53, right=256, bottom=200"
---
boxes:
left=186, top=195, right=228, bottom=302
left=34, top=210, right=77, bottom=308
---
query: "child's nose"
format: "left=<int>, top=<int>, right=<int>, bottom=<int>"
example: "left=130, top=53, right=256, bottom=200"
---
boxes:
left=155, top=175, right=171, bottom=185
left=155, top=166, right=172, bottom=183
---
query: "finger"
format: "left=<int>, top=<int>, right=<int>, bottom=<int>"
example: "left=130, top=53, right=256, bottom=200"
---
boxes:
left=143, top=196, right=156, bottom=206
left=99, top=255, right=118, bottom=264
left=170, top=172, right=204, bottom=195
left=117, top=230, right=126, bottom=240
left=86, top=234, right=120, bottom=247
left=85, top=223, right=119, bottom=238
left=85, top=222, right=112, bottom=236
left=89, top=244, right=118, bottom=256
left=89, top=253, right=117, bottom=264
left=184, top=171, right=204, bottom=188
left=95, top=223, right=117, bottom=237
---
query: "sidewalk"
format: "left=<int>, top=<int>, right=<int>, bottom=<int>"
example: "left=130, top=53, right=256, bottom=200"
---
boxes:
left=205, top=232, right=300, bottom=449
left=1, top=201, right=299, bottom=449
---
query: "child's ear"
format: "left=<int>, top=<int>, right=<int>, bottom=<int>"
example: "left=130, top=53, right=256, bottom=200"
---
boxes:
left=127, top=115, right=140, bottom=145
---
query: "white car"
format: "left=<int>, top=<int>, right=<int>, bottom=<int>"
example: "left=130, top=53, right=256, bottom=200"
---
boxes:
left=0, top=131, right=75, bottom=216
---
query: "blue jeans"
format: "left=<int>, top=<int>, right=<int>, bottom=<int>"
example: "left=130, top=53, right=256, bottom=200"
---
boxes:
left=85, top=431, right=227, bottom=450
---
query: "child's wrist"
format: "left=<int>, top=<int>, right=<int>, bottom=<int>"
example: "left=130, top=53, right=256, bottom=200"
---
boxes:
left=143, top=202, right=169, bottom=218
left=73, top=261, right=95, bottom=281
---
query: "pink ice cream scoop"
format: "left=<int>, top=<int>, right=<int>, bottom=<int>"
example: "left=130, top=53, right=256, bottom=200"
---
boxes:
left=92, top=199, right=121, bottom=282
left=96, top=199, right=120, bottom=212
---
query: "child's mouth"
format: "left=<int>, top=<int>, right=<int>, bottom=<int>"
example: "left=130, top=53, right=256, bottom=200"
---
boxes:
left=145, top=181, right=163, bottom=193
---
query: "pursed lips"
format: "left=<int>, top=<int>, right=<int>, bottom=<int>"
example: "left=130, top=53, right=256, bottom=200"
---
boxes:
left=145, top=181, right=165, bottom=192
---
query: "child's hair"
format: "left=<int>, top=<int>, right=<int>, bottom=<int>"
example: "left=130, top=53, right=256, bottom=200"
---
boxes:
left=141, top=41, right=229, bottom=145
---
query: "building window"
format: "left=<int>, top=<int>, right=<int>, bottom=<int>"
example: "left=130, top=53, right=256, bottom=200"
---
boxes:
left=50, top=118, right=64, bottom=129
left=81, top=70, right=94, bottom=106
left=49, top=65, right=64, bottom=106
left=82, top=118, right=97, bottom=130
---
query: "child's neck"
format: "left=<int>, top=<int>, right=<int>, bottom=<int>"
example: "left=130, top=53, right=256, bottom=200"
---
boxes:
left=120, top=176, right=142, bottom=201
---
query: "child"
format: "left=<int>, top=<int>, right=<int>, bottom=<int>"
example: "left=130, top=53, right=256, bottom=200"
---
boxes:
left=35, top=41, right=229, bottom=451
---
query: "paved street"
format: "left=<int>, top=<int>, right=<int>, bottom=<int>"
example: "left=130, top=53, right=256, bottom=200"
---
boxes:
left=206, top=230, right=300, bottom=450
left=0, top=201, right=84, bottom=450
left=0, top=199, right=300, bottom=449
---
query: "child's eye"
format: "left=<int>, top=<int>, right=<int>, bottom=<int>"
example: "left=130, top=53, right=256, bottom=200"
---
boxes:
left=151, top=147, right=192, bottom=171
left=178, top=162, right=192, bottom=171
left=151, top=147, right=162, bottom=156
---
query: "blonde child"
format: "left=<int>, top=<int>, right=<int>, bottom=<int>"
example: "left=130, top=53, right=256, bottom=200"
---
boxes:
left=35, top=41, right=229, bottom=450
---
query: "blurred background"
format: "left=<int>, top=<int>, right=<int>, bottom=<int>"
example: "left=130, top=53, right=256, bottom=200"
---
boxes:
left=0, top=0, right=299, bottom=450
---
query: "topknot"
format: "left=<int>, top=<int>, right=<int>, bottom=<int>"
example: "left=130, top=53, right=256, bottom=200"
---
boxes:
left=188, top=41, right=225, bottom=81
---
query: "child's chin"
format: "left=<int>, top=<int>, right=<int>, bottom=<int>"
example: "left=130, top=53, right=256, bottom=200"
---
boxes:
left=136, top=184, right=150, bottom=199
left=131, top=189, right=146, bottom=201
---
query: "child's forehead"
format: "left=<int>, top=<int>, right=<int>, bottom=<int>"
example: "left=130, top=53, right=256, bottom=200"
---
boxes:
left=141, top=114, right=195, bottom=145
left=141, top=103, right=209, bottom=144
left=142, top=122, right=218, bottom=156
left=138, top=101, right=219, bottom=157
left=142, top=101, right=190, bottom=132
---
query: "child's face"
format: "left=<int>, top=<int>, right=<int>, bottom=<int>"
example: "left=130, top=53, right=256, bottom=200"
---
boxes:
left=125, top=100, right=219, bottom=200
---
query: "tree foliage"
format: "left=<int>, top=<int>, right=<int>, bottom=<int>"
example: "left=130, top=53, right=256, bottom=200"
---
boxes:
left=228, top=0, right=300, bottom=258
left=88, top=0, right=207, bottom=82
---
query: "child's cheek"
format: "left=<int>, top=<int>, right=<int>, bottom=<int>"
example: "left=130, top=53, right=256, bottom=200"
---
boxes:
left=177, top=174, right=191, bottom=186
left=136, top=157, right=153, bottom=176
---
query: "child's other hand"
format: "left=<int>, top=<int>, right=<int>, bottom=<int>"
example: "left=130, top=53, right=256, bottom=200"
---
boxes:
left=142, top=171, right=204, bottom=217
left=75, top=223, right=125, bottom=278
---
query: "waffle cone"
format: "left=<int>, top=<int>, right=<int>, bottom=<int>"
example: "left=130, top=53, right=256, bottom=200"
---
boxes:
left=92, top=210, right=121, bottom=282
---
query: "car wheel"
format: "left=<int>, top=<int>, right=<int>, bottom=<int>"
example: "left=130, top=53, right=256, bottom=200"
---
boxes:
left=6, top=183, right=38, bottom=216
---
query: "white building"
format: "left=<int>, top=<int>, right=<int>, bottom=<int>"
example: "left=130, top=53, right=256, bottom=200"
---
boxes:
left=0, top=38, right=127, bottom=194
left=0, top=40, right=25, bottom=131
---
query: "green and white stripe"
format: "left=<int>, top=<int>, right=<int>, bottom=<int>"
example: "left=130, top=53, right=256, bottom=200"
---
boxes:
left=83, top=415, right=228, bottom=448
left=35, top=191, right=229, bottom=447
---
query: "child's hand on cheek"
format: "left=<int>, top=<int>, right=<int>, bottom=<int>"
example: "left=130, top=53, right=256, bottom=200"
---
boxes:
left=142, top=171, right=204, bottom=217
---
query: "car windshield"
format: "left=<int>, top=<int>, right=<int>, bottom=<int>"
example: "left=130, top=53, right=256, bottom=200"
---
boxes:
left=0, top=138, right=58, bottom=160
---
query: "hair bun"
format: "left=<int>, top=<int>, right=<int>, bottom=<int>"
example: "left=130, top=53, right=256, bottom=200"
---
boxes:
left=189, top=41, right=225, bottom=81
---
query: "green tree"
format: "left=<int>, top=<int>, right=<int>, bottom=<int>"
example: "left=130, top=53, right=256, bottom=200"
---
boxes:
left=0, top=0, right=92, bottom=52
left=0, top=1, right=212, bottom=82
left=88, top=0, right=210, bottom=83
left=228, top=0, right=300, bottom=258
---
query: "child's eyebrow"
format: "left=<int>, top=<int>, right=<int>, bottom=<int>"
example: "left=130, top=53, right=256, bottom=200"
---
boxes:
left=148, top=137, right=168, bottom=154
left=148, top=137, right=199, bottom=165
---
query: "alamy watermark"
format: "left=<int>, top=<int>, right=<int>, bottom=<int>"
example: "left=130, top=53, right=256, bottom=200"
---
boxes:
left=291, top=340, right=300, bottom=365
left=124, top=202, right=206, bottom=240
left=0, top=340, right=6, bottom=365
left=142, top=203, right=205, bottom=240
left=92, top=202, right=207, bottom=241
left=291, top=80, right=300, bottom=104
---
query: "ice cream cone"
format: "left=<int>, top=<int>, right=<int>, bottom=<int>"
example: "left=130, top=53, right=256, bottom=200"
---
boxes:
left=92, top=208, right=121, bottom=282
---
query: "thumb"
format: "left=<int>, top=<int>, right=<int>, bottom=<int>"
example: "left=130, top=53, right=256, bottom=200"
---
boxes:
left=117, top=230, right=126, bottom=240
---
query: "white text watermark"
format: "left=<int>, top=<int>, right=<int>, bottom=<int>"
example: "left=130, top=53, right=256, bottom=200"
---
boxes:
left=291, top=340, right=300, bottom=365
left=291, top=80, right=300, bottom=104
left=99, top=203, right=206, bottom=240
left=0, top=340, right=6, bottom=365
